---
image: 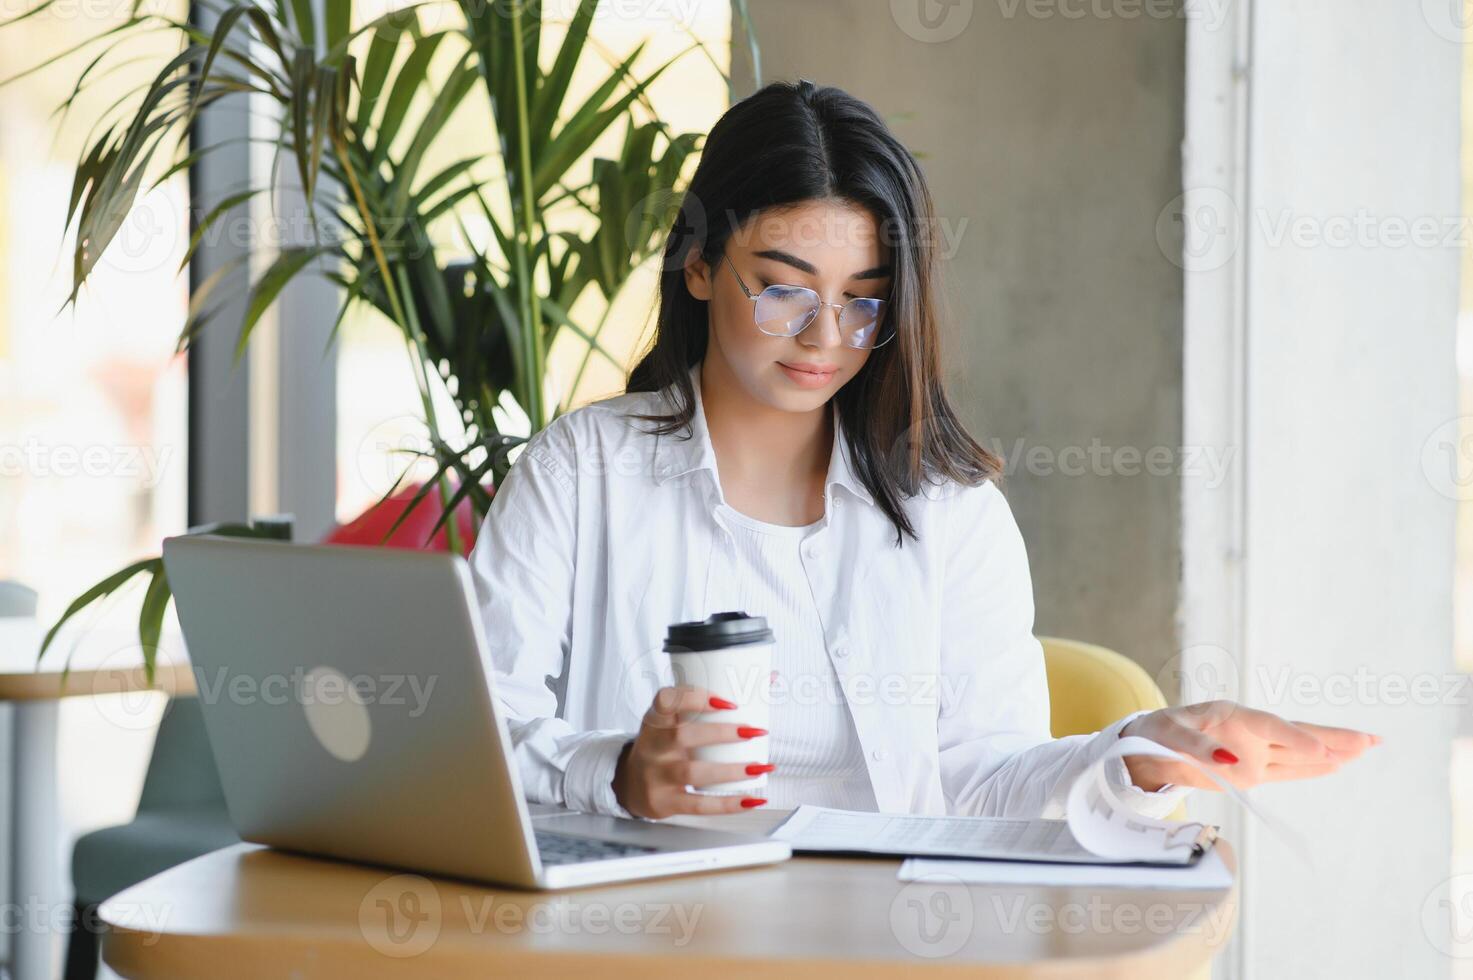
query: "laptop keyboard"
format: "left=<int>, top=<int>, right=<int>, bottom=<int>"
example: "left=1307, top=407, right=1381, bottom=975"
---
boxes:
left=534, top=829, right=662, bottom=866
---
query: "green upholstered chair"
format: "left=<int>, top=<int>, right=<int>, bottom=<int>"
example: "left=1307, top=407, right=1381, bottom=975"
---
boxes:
left=63, top=697, right=238, bottom=980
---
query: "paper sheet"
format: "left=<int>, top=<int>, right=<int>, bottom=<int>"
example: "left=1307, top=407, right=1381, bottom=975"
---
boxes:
left=897, top=847, right=1234, bottom=891
left=769, top=804, right=1136, bottom=863
left=770, top=734, right=1301, bottom=868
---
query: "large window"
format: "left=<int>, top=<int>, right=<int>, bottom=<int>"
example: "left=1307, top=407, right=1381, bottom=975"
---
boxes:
left=0, top=3, right=190, bottom=846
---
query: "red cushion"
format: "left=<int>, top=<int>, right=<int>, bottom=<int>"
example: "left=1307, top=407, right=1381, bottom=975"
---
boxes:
left=323, top=483, right=481, bottom=552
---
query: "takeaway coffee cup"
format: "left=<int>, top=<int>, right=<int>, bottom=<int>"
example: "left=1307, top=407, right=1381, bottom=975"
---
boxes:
left=664, top=611, right=773, bottom=796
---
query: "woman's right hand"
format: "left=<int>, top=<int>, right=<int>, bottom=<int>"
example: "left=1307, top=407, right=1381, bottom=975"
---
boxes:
left=611, top=685, right=774, bottom=819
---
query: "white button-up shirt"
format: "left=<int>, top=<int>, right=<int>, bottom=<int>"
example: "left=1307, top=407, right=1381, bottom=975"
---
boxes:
left=468, top=362, right=1188, bottom=820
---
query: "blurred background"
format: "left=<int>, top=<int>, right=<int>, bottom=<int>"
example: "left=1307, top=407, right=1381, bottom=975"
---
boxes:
left=0, top=1, right=1466, bottom=978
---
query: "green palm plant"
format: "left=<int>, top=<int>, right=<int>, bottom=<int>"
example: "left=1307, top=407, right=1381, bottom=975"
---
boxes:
left=4, top=0, right=761, bottom=682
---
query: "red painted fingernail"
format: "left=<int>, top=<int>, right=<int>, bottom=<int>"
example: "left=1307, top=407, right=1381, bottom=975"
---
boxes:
left=737, top=726, right=768, bottom=739
left=709, top=696, right=737, bottom=710
left=740, top=797, right=767, bottom=808
left=745, top=763, right=775, bottom=775
left=1212, top=748, right=1239, bottom=765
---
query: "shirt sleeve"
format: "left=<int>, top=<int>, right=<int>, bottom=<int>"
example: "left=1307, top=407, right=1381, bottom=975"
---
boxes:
left=934, top=480, right=1194, bottom=819
left=1104, top=746, right=1194, bottom=819
left=468, top=422, right=637, bottom=819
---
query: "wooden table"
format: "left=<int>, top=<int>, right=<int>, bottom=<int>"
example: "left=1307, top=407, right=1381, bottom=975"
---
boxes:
left=98, top=809, right=1236, bottom=979
left=1, top=620, right=194, bottom=980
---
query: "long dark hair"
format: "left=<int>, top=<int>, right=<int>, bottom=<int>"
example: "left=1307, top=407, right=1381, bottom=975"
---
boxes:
left=626, top=79, right=1002, bottom=547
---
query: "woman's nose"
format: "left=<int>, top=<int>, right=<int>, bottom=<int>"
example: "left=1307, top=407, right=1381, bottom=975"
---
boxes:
left=801, top=303, right=847, bottom=349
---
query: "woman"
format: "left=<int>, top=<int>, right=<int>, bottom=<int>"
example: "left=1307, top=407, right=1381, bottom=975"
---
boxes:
left=468, top=79, right=1377, bottom=821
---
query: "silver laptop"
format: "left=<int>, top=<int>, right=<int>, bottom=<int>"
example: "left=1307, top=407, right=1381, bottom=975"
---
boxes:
left=161, top=535, right=790, bottom=890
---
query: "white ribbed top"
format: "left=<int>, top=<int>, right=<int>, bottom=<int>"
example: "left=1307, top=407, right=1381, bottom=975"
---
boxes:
left=711, top=504, right=878, bottom=810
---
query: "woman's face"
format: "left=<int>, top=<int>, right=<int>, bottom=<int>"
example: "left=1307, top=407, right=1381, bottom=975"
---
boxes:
left=685, top=199, right=893, bottom=413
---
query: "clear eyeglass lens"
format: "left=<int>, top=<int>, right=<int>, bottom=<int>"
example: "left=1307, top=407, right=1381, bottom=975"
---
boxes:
left=754, top=286, right=889, bottom=349
left=753, top=285, right=817, bottom=337
left=842, top=298, right=885, bottom=349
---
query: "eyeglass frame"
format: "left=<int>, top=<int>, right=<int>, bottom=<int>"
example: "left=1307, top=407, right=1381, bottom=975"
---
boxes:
left=720, top=251, right=895, bottom=350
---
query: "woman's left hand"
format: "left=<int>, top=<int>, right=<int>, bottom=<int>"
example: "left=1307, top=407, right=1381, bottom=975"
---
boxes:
left=1119, top=700, right=1383, bottom=792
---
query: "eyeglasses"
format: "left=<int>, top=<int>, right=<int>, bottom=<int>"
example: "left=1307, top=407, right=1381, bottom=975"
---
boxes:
left=722, top=252, right=893, bottom=350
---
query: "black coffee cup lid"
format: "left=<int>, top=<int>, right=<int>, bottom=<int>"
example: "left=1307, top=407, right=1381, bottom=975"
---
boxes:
left=664, top=611, right=773, bottom=652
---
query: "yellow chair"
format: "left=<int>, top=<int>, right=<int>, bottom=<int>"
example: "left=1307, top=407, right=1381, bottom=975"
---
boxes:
left=1040, top=638, right=1212, bottom=980
left=1039, top=635, right=1188, bottom=822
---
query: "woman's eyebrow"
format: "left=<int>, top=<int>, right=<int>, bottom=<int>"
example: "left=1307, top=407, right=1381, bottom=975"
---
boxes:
left=752, top=248, right=892, bottom=281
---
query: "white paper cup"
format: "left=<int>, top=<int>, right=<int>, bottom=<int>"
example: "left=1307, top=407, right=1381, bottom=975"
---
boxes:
left=665, top=612, right=773, bottom=796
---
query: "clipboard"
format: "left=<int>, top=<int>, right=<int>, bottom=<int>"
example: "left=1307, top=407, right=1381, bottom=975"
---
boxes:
left=769, top=805, right=1220, bottom=868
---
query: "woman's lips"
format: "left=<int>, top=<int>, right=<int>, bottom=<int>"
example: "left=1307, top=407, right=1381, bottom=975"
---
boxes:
left=778, top=361, right=837, bottom=388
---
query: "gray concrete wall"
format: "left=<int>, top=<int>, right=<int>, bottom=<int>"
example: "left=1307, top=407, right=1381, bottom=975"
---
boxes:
left=731, top=1, right=1188, bottom=680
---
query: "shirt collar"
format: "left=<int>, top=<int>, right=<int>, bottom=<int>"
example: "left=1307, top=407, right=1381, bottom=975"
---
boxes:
left=651, top=361, right=875, bottom=508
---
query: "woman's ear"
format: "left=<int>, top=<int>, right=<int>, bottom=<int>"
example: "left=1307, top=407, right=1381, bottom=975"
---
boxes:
left=683, top=247, right=714, bottom=301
